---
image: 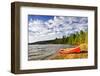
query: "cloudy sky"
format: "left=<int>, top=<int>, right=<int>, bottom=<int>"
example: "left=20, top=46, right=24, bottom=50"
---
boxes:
left=28, top=15, right=88, bottom=43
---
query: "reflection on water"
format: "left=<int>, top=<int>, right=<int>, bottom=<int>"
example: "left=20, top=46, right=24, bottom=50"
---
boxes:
left=28, top=44, right=74, bottom=60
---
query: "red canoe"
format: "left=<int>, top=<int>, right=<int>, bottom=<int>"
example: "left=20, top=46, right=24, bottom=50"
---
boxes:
left=59, top=47, right=80, bottom=54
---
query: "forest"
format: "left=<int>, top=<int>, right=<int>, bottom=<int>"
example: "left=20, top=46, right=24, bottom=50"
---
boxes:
left=29, top=30, right=88, bottom=46
left=49, top=30, right=88, bottom=45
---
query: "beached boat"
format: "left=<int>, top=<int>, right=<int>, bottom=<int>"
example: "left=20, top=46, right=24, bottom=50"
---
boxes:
left=58, top=47, right=80, bottom=54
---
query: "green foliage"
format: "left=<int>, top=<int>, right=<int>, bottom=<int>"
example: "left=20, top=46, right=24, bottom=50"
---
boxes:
left=49, top=30, right=88, bottom=45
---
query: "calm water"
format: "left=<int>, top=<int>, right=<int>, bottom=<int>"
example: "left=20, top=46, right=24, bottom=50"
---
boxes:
left=28, top=44, right=74, bottom=60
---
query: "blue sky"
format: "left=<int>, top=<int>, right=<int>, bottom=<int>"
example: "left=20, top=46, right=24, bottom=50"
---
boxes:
left=28, top=15, right=54, bottom=22
left=28, top=15, right=88, bottom=43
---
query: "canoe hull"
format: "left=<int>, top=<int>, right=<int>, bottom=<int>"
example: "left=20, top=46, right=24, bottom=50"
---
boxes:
left=59, top=47, right=80, bottom=54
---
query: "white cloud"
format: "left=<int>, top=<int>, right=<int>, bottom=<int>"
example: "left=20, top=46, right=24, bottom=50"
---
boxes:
left=28, top=16, right=88, bottom=43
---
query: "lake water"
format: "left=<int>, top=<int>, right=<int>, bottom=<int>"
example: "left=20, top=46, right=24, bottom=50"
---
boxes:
left=28, top=44, right=74, bottom=60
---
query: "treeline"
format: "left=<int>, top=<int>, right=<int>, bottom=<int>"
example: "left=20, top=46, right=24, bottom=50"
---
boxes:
left=49, top=31, right=88, bottom=45
left=29, top=31, right=88, bottom=45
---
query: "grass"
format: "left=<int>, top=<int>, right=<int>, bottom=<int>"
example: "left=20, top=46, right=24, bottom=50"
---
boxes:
left=52, top=53, right=88, bottom=59
left=79, top=43, right=88, bottom=51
